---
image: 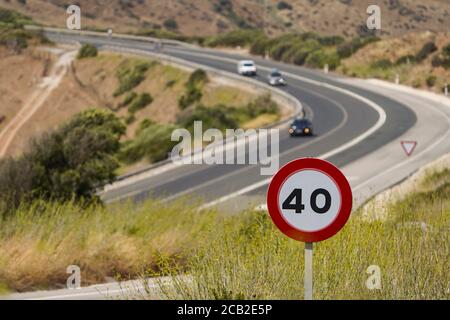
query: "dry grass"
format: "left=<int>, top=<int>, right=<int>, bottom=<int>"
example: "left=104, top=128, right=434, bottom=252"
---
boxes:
left=0, top=199, right=216, bottom=293
left=154, top=171, right=450, bottom=300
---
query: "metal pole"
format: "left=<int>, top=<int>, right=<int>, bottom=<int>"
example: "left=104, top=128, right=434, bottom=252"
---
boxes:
left=304, top=242, right=313, bottom=300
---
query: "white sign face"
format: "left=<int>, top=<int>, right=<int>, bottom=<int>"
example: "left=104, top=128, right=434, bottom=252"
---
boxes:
left=277, top=169, right=341, bottom=232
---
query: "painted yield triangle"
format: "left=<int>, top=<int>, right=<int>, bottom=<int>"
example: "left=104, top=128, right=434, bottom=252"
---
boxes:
left=401, top=141, right=417, bottom=157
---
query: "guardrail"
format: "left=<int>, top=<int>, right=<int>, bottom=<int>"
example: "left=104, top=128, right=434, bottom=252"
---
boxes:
left=25, top=25, right=193, bottom=48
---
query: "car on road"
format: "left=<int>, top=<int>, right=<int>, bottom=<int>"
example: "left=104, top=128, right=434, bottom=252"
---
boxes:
left=288, top=118, right=314, bottom=136
left=237, top=60, right=257, bottom=76
left=267, top=69, right=287, bottom=86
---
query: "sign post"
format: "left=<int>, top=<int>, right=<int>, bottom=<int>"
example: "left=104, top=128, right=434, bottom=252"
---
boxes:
left=267, top=158, right=353, bottom=300
left=304, top=242, right=313, bottom=300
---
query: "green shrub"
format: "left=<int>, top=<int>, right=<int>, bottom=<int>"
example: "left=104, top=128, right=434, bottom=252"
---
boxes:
left=204, top=29, right=264, bottom=48
left=165, top=79, right=177, bottom=88
left=178, top=86, right=203, bottom=110
left=246, top=94, right=279, bottom=117
left=163, top=18, right=178, bottom=30
left=0, top=109, right=125, bottom=213
left=395, top=55, right=415, bottom=65
left=318, top=35, right=345, bottom=46
left=442, top=44, right=450, bottom=57
left=431, top=45, right=450, bottom=69
left=187, top=69, right=208, bottom=87
left=337, top=36, right=380, bottom=59
left=128, top=93, right=153, bottom=113
left=125, top=113, right=136, bottom=125
left=178, top=69, right=208, bottom=110
left=277, top=1, right=293, bottom=10
left=306, top=50, right=340, bottom=70
left=137, top=118, right=155, bottom=134
left=77, top=44, right=98, bottom=59
left=113, top=61, right=153, bottom=97
left=371, top=59, right=393, bottom=69
left=249, top=36, right=270, bottom=56
left=120, top=123, right=179, bottom=163
left=118, top=92, right=138, bottom=109
left=0, top=8, right=33, bottom=27
left=177, top=104, right=239, bottom=132
left=415, top=41, right=438, bottom=62
left=426, top=75, right=437, bottom=87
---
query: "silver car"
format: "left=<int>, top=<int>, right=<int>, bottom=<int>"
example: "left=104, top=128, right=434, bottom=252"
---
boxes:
left=268, top=70, right=287, bottom=86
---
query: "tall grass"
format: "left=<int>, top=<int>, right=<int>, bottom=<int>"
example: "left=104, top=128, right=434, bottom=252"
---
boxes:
left=155, top=183, right=449, bottom=300
left=0, top=199, right=215, bottom=292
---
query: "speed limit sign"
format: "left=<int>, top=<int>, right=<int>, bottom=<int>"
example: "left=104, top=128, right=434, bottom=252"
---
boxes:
left=267, top=158, right=352, bottom=242
left=267, top=158, right=353, bottom=300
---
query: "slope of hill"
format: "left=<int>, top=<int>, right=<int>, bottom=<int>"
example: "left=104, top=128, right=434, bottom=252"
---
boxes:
left=1, top=0, right=449, bottom=38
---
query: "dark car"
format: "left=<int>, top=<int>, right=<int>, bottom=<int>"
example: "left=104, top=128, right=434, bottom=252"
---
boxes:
left=289, top=118, right=313, bottom=136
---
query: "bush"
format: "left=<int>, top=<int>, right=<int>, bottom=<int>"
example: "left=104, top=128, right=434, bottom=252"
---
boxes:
left=337, top=36, right=380, bottom=59
left=117, top=92, right=138, bottom=109
left=113, top=61, right=153, bottom=97
left=119, top=123, right=179, bottom=163
left=415, top=41, right=438, bottom=62
left=371, top=59, right=393, bottom=69
left=318, top=35, right=345, bottom=46
left=426, top=75, right=437, bottom=87
left=177, top=104, right=239, bottom=132
left=177, top=95, right=279, bottom=132
left=178, top=86, right=203, bottom=110
left=187, top=69, right=208, bottom=87
left=395, top=55, right=415, bottom=65
left=442, top=44, right=450, bottom=57
left=128, top=93, right=153, bottom=113
left=432, top=55, right=450, bottom=69
left=306, top=50, right=340, bottom=70
left=249, top=36, right=270, bottom=56
left=246, top=94, right=279, bottom=117
left=77, top=43, right=98, bottom=59
left=277, top=1, right=293, bottom=10
left=0, top=109, right=125, bottom=213
left=178, top=69, right=208, bottom=110
left=204, top=29, right=264, bottom=48
left=163, top=18, right=178, bottom=30
left=125, top=113, right=136, bottom=125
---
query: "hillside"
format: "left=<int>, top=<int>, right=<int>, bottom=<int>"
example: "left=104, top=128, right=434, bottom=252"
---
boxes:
left=0, top=48, right=275, bottom=165
left=1, top=0, right=449, bottom=38
left=339, top=30, right=450, bottom=92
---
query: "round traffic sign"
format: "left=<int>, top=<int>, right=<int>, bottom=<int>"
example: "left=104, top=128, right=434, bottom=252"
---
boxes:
left=267, top=158, right=352, bottom=242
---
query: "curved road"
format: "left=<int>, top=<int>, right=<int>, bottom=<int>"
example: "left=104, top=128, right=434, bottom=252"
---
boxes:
left=44, top=32, right=417, bottom=210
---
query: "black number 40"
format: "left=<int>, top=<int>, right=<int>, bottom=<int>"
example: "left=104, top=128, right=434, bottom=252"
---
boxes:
left=282, top=188, right=331, bottom=214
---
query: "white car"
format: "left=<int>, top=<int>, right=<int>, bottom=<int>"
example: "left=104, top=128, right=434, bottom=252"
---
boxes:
left=237, top=60, right=257, bottom=76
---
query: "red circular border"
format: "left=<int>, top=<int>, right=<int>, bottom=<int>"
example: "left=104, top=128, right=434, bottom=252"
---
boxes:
left=267, top=158, right=353, bottom=242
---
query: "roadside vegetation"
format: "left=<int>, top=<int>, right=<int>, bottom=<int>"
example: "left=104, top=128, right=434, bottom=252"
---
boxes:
left=339, top=32, right=450, bottom=92
left=0, top=8, right=48, bottom=53
left=152, top=165, right=449, bottom=300
left=0, top=109, right=125, bottom=213
left=77, top=43, right=98, bottom=59
left=0, top=159, right=447, bottom=297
